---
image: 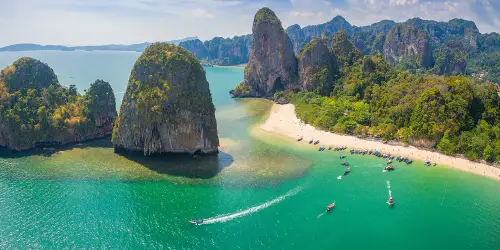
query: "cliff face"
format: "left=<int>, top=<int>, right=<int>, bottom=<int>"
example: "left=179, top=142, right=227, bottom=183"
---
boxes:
left=383, top=24, right=433, bottom=68
left=404, top=18, right=479, bottom=48
left=178, top=39, right=209, bottom=62
left=0, top=58, right=117, bottom=151
left=302, top=16, right=352, bottom=43
left=112, top=43, right=219, bottom=155
left=299, top=38, right=337, bottom=96
left=231, top=8, right=298, bottom=98
left=433, top=41, right=467, bottom=76
left=180, top=35, right=252, bottom=66
left=286, top=24, right=306, bottom=55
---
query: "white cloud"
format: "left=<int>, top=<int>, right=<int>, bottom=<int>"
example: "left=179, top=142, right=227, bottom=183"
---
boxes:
left=190, top=8, right=215, bottom=19
left=389, top=0, right=419, bottom=6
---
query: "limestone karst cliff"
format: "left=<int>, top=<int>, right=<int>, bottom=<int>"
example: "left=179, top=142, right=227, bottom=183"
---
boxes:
left=112, top=43, right=219, bottom=155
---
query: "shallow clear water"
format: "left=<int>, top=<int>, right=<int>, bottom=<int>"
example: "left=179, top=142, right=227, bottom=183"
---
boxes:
left=0, top=51, right=499, bottom=249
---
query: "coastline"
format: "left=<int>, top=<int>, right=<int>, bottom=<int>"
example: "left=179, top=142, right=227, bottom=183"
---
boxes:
left=259, top=103, right=500, bottom=181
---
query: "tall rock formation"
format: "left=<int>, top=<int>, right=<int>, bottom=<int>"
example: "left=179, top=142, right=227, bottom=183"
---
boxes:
left=0, top=58, right=117, bottom=151
left=298, top=38, right=337, bottom=96
left=383, top=24, right=433, bottom=68
left=230, top=7, right=298, bottom=98
left=112, top=43, right=219, bottom=156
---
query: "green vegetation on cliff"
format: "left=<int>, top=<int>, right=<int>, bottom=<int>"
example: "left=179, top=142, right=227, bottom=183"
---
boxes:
left=255, top=7, right=282, bottom=27
left=0, top=57, right=117, bottom=151
left=112, top=42, right=219, bottom=155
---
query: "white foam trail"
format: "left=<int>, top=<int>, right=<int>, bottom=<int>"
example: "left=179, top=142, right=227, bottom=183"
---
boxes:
left=337, top=176, right=342, bottom=180
left=386, top=181, right=392, bottom=196
left=201, top=187, right=302, bottom=225
left=317, top=212, right=326, bottom=218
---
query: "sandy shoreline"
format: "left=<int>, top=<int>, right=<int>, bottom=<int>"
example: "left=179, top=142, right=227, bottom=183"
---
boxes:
left=259, top=103, right=500, bottom=181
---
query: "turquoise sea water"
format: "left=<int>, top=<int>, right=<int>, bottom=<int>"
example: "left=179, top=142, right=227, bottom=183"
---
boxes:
left=0, top=51, right=499, bottom=249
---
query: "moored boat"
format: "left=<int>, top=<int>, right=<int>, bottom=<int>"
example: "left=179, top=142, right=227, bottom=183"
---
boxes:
left=341, top=161, right=349, bottom=166
left=384, top=166, right=395, bottom=171
left=309, top=139, right=313, bottom=144
left=319, top=146, right=326, bottom=151
left=297, top=136, right=303, bottom=141
left=344, top=167, right=351, bottom=175
left=340, top=155, right=346, bottom=159
left=314, top=140, right=320, bottom=145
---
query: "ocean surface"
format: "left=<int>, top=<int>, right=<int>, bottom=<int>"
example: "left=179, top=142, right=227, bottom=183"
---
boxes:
left=0, top=51, right=499, bottom=249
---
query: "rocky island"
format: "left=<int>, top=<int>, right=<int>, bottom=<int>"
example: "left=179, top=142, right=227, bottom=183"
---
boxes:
left=0, top=57, right=117, bottom=151
left=112, top=42, right=219, bottom=156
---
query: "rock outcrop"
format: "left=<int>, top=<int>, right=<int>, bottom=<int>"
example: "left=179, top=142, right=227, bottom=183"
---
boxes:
left=432, top=40, right=467, bottom=76
left=298, top=38, right=337, bottom=96
left=286, top=24, right=306, bottom=55
left=230, top=7, right=298, bottom=98
left=383, top=24, right=433, bottom=68
left=112, top=43, right=219, bottom=156
left=0, top=57, right=117, bottom=151
left=330, top=30, right=362, bottom=67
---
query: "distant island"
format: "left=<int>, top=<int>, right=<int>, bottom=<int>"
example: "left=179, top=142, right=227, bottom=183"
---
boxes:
left=0, top=37, right=198, bottom=53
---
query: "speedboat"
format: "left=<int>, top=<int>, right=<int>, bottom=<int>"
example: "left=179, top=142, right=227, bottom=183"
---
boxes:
left=190, top=219, right=204, bottom=225
left=344, top=167, right=351, bottom=175
left=387, top=197, right=394, bottom=207
left=314, top=140, right=320, bottom=145
left=326, top=201, right=336, bottom=212
left=341, top=161, right=349, bottom=166
left=424, top=161, right=431, bottom=166
left=340, top=155, right=346, bottom=159
left=387, top=159, right=392, bottom=164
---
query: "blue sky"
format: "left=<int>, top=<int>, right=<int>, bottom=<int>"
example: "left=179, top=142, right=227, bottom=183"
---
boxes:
left=1, top=0, right=499, bottom=46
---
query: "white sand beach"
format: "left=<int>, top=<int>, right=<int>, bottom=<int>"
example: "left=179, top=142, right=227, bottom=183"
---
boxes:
left=259, top=103, right=500, bottom=181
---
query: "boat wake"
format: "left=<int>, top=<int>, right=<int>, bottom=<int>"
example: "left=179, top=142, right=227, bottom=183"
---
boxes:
left=337, top=176, right=342, bottom=180
left=317, top=212, right=326, bottom=218
left=200, top=187, right=302, bottom=225
left=386, top=180, right=392, bottom=196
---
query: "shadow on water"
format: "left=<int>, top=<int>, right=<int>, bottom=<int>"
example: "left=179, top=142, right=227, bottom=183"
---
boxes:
left=116, top=150, right=234, bottom=179
left=0, top=137, right=113, bottom=158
